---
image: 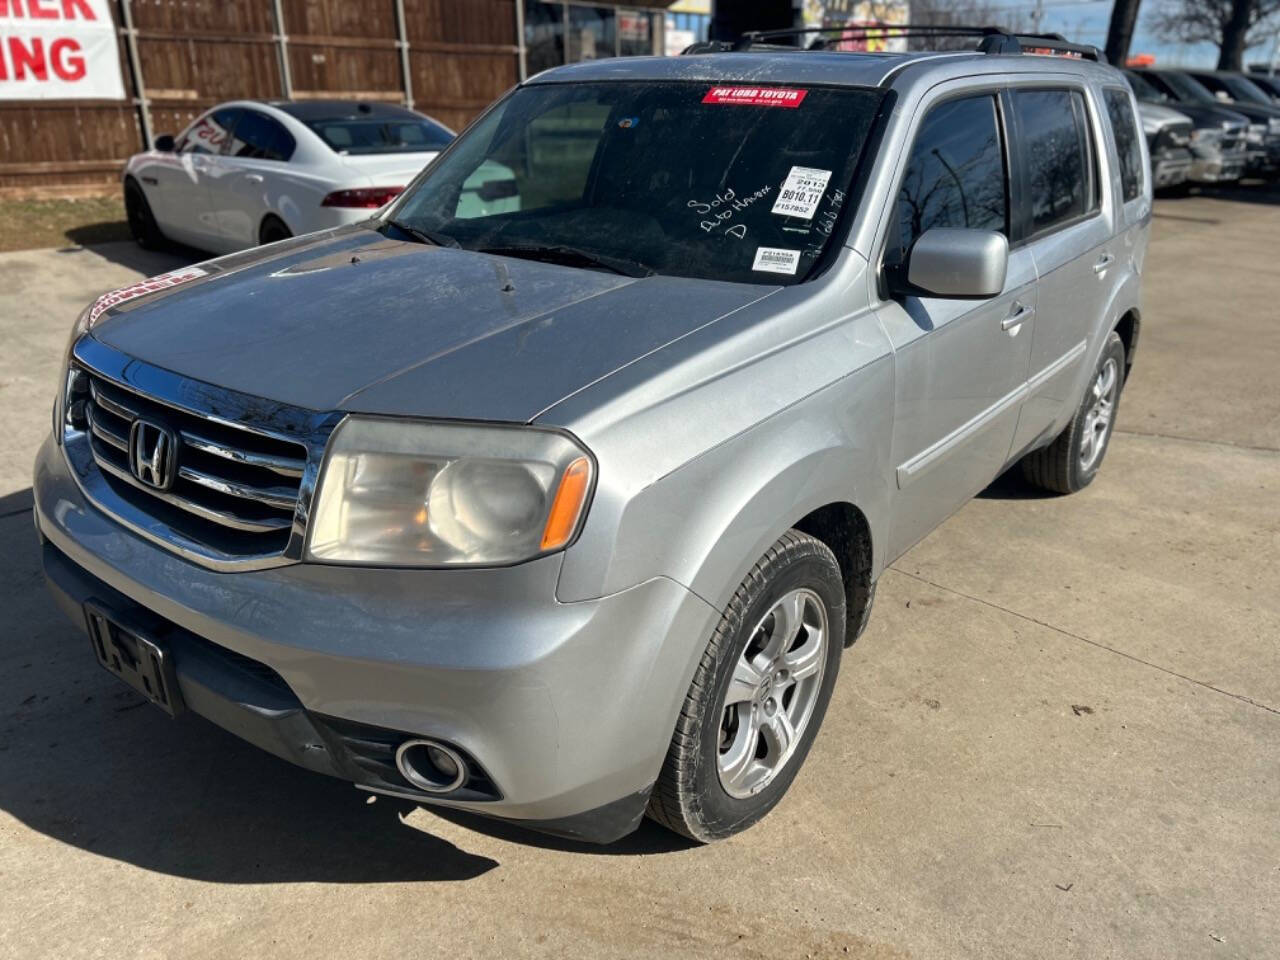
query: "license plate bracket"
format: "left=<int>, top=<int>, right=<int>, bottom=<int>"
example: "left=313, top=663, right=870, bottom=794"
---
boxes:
left=85, top=602, right=184, bottom=716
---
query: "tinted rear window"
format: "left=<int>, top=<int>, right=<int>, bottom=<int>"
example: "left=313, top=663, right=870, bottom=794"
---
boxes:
left=308, top=117, right=454, bottom=155
left=1012, top=89, right=1097, bottom=235
left=1103, top=88, right=1143, bottom=203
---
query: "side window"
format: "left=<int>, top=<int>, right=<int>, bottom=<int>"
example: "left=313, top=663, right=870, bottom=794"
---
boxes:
left=1011, top=89, right=1097, bottom=235
left=890, top=94, right=1007, bottom=267
left=1104, top=88, right=1143, bottom=203
left=225, top=109, right=296, bottom=162
left=177, top=108, right=240, bottom=155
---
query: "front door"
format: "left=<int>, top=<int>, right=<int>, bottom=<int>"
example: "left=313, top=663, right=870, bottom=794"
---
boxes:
left=874, top=90, right=1035, bottom=561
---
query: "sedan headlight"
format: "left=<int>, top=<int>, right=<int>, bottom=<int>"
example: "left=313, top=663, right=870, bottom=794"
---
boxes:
left=1246, top=123, right=1267, bottom=144
left=1190, top=126, right=1222, bottom=145
left=306, top=417, right=594, bottom=566
left=1269, top=117, right=1280, bottom=134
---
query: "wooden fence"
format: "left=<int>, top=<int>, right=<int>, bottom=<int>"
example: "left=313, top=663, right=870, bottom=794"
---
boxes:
left=0, top=0, right=520, bottom=198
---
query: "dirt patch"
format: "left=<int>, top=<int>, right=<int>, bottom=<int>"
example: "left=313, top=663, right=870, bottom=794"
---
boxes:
left=0, top=195, right=130, bottom=253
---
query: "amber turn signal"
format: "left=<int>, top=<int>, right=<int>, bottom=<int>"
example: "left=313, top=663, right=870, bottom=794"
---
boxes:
left=541, top=456, right=592, bottom=550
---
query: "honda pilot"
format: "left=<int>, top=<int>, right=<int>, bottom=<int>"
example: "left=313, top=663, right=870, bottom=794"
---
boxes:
left=36, top=29, right=1147, bottom=843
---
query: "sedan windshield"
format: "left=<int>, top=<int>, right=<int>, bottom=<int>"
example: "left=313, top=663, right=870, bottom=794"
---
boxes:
left=385, top=81, right=883, bottom=284
left=1157, top=72, right=1217, bottom=103
left=309, top=117, right=454, bottom=155
left=1125, top=71, right=1167, bottom=103
left=1218, top=74, right=1274, bottom=105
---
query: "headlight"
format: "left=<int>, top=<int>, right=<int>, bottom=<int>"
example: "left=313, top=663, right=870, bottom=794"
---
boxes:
left=53, top=305, right=93, bottom=445
left=1269, top=117, right=1280, bottom=134
left=1246, top=123, right=1266, bottom=143
left=306, top=417, right=594, bottom=566
left=1190, top=127, right=1221, bottom=144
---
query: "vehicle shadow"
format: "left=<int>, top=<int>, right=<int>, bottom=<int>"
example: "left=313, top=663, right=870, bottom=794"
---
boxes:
left=1169, top=178, right=1280, bottom=206
left=975, top=465, right=1059, bottom=501
left=1, top=486, right=692, bottom=880
left=1, top=491, right=498, bottom=883
left=56, top=238, right=207, bottom=276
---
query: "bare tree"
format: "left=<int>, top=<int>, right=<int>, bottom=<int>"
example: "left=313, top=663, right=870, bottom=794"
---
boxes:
left=1151, top=0, right=1280, bottom=69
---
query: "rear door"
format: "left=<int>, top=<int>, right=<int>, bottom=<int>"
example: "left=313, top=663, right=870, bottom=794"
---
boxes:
left=874, top=87, right=1036, bottom=561
left=1007, top=85, right=1115, bottom=454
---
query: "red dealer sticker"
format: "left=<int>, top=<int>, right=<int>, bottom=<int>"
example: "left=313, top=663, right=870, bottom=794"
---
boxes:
left=87, top=266, right=208, bottom=327
left=702, top=86, right=808, bottom=108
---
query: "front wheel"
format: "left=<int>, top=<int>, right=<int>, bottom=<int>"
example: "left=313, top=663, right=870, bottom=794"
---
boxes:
left=646, top=530, right=846, bottom=842
left=1021, top=330, right=1125, bottom=494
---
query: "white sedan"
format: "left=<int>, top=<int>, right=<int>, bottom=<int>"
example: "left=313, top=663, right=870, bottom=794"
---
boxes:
left=122, top=99, right=454, bottom=254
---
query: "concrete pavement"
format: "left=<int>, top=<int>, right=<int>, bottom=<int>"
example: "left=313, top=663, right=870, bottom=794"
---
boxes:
left=0, top=190, right=1276, bottom=959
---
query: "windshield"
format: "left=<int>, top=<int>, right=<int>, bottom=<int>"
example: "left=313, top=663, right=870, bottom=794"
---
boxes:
left=308, top=117, right=454, bottom=155
left=1125, top=71, right=1167, bottom=103
left=385, top=81, right=883, bottom=284
left=1219, top=74, right=1273, bottom=105
left=1158, top=72, right=1217, bottom=103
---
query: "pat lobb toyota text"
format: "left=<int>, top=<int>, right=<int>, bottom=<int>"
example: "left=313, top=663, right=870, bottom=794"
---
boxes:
left=35, top=30, right=1147, bottom=843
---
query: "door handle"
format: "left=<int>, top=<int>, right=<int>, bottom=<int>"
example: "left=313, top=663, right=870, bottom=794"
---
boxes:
left=243, top=173, right=264, bottom=183
left=1001, top=303, right=1035, bottom=331
left=1093, top=253, right=1115, bottom=274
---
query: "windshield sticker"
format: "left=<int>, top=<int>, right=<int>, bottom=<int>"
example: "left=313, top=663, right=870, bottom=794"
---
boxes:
left=771, top=166, right=833, bottom=220
left=702, top=87, right=808, bottom=108
left=617, top=116, right=640, bottom=129
left=87, top=266, right=208, bottom=327
left=752, top=246, right=801, bottom=275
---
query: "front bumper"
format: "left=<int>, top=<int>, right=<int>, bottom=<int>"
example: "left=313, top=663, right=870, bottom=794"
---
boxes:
left=34, top=435, right=718, bottom=843
left=1189, top=150, right=1246, bottom=183
left=1151, top=148, right=1192, bottom=188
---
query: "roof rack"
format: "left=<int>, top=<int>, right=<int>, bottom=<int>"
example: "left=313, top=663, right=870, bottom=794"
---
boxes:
left=683, top=25, right=1106, bottom=64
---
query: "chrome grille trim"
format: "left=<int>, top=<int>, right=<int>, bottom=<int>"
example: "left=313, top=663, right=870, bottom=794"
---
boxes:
left=178, top=429, right=305, bottom=478
left=63, top=336, right=340, bottom=572
left=176, top=464, right=299, bottom=510
left=91, top=450, right=294, bottom=533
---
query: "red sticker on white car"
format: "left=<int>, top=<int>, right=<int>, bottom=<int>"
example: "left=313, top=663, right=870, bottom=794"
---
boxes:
left=87, top=266, right=208, bottom=328
left=702, top=86, right=808, bottom=108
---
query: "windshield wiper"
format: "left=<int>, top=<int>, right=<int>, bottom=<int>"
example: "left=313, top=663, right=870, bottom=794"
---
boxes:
left=477, top=244, right=654, bottom=279
left=384, top=219, right=459, bottom=248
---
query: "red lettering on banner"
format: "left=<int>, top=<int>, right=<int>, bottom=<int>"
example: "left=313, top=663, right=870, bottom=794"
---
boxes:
left=702, top=86, right=808, bottom=108
left=27, top=0, right=56, bottom=18
left=7, top=37, right=49, bottom=81
left=0, top=0, right=96, bottom=17
left=64, top=0, right=95, bottom=17
left=0, top=0, right=26, bottom=16
left=49, top=36, right=83, bottom=79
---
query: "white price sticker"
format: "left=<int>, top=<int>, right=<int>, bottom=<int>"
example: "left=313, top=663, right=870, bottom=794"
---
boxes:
left=771, top=166, right=832, bottom=220
left=752, top=246, right=801, bottom=275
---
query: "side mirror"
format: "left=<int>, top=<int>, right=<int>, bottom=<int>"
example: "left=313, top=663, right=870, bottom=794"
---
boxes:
left=906, top=228, right=1008, bottom=299
left=153, top=134, right=175, bottom=152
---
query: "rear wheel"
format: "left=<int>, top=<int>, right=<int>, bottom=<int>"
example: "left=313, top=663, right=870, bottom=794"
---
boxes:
left=124, top=179, right=164, bottom=249
left=647, top=530, right=846, bottom=842
left=259, top=215, right=292, bottom=245
left=1021, top=330, right=1125, bottom=494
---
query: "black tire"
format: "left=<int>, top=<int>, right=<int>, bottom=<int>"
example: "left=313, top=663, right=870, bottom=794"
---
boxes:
left=1021, top=330, right=1126, bottom=494
left=646, top=530, right=846, bottom=842
left=259, top=215, right=292, bottom=245
left=124, top=179, right=164, bottom=249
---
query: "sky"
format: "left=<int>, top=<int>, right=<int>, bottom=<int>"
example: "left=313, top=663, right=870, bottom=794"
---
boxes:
left=1018, top=0, right=1280, bottom=68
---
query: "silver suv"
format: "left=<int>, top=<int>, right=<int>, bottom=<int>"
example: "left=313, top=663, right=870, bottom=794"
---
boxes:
left=36, top=30, right=1147, bottom=844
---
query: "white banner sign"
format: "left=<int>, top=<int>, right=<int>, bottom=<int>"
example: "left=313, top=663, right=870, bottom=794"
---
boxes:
left=1, top=0, right=125, bottom=100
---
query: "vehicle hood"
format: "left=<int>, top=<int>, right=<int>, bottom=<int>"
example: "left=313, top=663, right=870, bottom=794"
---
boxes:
left=1147, top=99, right=1248, bottom=129
left=337, top=151, right=440, bottom=187
left=88, top=225, right=777, bottom=422
left=1137, top=101, right=1191, bottom=130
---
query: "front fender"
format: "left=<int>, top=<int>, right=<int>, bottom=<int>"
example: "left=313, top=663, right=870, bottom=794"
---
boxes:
left=557, top=354, right=895, bottom=616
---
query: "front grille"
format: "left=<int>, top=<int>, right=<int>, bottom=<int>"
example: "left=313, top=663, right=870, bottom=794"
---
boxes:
left=1155, top=123, right=1192, bottom=151
left=75, top=367, right=307, bottom=558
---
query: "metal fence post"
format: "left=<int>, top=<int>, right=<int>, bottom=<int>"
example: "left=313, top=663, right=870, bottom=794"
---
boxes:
left=271, top=0, right=294, bottom=99
left=394, top=0, right=414, bottom=109
left=118, top=0, right=153, bottom=149
left=515, top=0, right=527, bottom=81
